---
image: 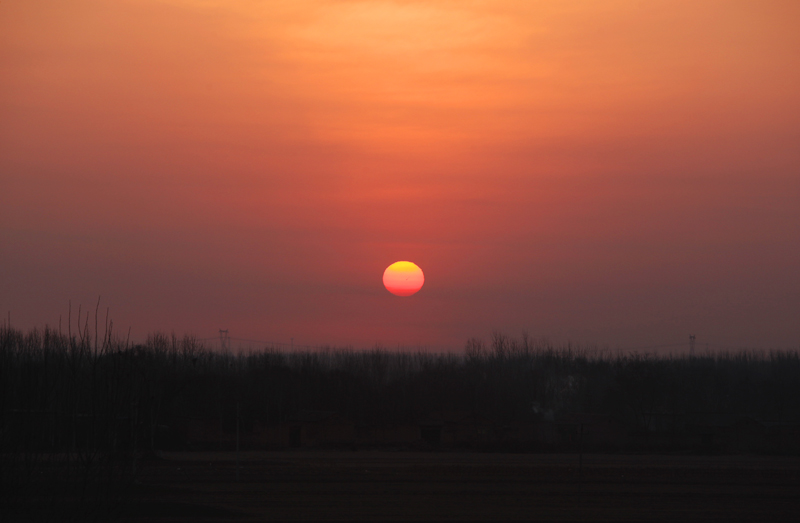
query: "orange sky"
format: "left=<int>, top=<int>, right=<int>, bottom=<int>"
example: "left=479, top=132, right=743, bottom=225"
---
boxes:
left=2, top=1, right=799, bottom=350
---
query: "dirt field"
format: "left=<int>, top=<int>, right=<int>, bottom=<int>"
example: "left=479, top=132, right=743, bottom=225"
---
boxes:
left=113, top=451, right=800, bottom=521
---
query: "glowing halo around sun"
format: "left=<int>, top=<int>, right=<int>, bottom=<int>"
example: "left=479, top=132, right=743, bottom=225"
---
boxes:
left=383, top=261, right=424, bottom=297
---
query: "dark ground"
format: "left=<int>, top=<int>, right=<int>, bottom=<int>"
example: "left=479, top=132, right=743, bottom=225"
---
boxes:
left=100, top=452, right=800, bottom=521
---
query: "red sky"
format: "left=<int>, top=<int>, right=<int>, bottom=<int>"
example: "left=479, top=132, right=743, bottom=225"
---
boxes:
left=2, top=0, right=799, bottom=351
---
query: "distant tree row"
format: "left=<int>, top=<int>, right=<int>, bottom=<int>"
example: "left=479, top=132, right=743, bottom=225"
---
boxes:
left=3, top=323, right=800, bottom=518
left=4, top=324, right=799, bottom=449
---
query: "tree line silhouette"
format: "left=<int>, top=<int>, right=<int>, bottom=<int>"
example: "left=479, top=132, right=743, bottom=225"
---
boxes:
left=2, top=321, right=799, bottom=519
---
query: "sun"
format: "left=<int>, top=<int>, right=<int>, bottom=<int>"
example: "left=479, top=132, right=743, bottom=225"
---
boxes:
left=383, top=261, right=424, bottom=297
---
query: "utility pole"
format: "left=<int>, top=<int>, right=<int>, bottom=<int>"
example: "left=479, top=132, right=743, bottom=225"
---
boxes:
left=578, top=422, right=584, bottom=505
left=236, top=400, right=240, bottom=482
left=579, top=423, right=584, bottom=476
left=689, top=335, right=696, bottom=357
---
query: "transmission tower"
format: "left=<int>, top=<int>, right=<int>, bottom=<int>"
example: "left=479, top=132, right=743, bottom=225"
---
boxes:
left=219, top=329, right=230, bottom=351
left=689, top=334, right=696, bottom=357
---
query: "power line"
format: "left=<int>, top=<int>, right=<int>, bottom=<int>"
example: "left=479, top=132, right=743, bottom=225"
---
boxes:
left=191, top=334, right=764, bottom=354
left=624, top=342, right=689, bottom=351
left=194, top=335, right=331, bottom=351
left=195, top=336, right=692, bottom=353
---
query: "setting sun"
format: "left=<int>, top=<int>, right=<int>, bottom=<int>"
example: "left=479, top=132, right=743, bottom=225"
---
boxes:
left=383, top=261, right=425, bottom=297
left=1, top=0, right=798, bottom=348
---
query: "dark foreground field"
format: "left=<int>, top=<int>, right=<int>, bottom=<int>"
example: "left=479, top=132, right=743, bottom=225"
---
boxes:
left=101, top=452, right=800, bottom=521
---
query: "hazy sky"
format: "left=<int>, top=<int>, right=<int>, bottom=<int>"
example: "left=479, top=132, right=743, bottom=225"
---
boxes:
left=2, top=0, right=799, bottom=350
